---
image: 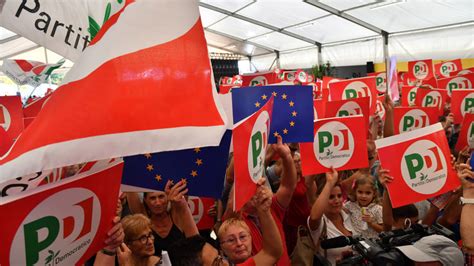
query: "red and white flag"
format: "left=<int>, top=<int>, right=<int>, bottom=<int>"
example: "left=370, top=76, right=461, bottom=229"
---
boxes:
left=437, top=73, right=474, bottom=97
left=0, top=96, right=24, bottom=141
left=450, top=90, right=474, bottom=124
left=434, top=59, right=462, bottom=78
left=414, top=87, right=447, bottom=115
left=375, top=123, right=460, bottom=208
left=0, top=1, right=228, bottom=181
left=241, top=71, right=280, bottom=87
left=388, top=56, right=400, bottom=101
left=455, top=113, right=474, bottom=152
left=22, top=93, right=53, bottom=119
left=408, top=59, right=434, bottom=81
left=188, top=196, right=215, bottom=230
left=329, top=77, right=377, bottom=114
left=393, top=107, right=439, bottom=135
left=401, top=86, right=418, bottom=107
left=324, top=97, right=370, bottom=129
left=0, top=160, right=123, bottom=265
left=233, top=98, right=273, bottom=211
left=0, top=59, right=65, bottom=87
left=300, top=115, right=368, bottom=175
left=368, top=72, right=387, bottom=94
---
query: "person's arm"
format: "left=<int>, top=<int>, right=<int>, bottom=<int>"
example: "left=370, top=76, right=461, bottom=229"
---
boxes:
left=378, top=168, right=394, bottom=231
left=125, top=192, right=146, bottom=215
left=94, top=216, right=124, bottom=266
left=437, top=190, right=462, bottom=227
left=308, top=167, right=338, bottom=230
left=459, top=164, right=474, bottom=254
left=422, top=203, right=440, bottom=226
left=367, top=219, right=384, bottom=233
left=252, top=184, right=283, bottom=265
left=274, top=135, right=297, bottom=209
left=382, top=94, right=395, bottom=138
left=166, top=180, right=199, bottom=237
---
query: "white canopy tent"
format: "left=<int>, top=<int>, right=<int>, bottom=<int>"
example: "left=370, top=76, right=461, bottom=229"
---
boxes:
left=1, top=0, right=473, bottom=75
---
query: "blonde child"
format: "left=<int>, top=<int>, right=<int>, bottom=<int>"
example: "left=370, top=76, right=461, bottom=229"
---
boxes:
left=343, top=175, right=383, bottom=239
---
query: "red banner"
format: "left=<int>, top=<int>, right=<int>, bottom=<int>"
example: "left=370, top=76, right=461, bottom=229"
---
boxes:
left=375, top=123, right=460, bottom=208
left=393, top=107, right=439, bottom=135
left=434, top=59, right=463, bottom=78
left=455, top=113, right=474, bottom=152
left=0, top=96, right=24, bottom=140
left=450, top=89, right=474, bottom=124
left=322, top=76, right=343, bottom=90
left=414, top=87, right=447, bottom=115
left=401, top=86, right=418, bottom=107
left=233, top=98, right=273, bottom=211
left=0, top=161, right=123, bottom=265
left=300, top=115, right=368, bottom=175
left=368, top=72, right=387, bottom=94
left=324, top=97, right=370, bottom=129
left=313, top=99, right=326, bottom=120
left=437, top=73, right=474, bottom=97
left=241, top=71, right=280, bottom=87
left=187, top=196, right=215, bottom=230
left=408, top=59, right=434, bottom=81
left=329, top=77, right=377, bottom=114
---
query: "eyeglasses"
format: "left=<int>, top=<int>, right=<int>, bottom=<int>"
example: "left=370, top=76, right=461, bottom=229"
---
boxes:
left=132, top=232, right=155, bottom=244
left=220, top=233, right=250, bottom=246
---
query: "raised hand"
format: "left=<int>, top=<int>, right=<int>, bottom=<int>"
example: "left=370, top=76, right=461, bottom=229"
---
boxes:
left=378, top=168, right=394, bottom=188
left=326, top=167, right=339, bottom=187
left=117, top=243, right=133, bottom=266
left=271, top=135, right=291, bottom=160
left=165, top=180, right=188, bottom=204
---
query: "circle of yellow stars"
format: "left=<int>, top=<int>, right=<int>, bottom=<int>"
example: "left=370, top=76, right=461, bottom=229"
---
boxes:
left=254, top=91, right=297, bottom=138
left=142, top=148, right=204, bottom=186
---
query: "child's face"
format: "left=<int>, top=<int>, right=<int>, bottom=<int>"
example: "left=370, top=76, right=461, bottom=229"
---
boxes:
left=356, top=183, right=375, bottom=207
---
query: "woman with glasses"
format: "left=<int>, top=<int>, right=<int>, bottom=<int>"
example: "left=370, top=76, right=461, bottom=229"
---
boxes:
left=119, top=214, right=160, bottom=266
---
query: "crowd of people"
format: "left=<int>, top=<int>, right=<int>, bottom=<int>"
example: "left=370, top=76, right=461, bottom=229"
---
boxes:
left=86, top=94, right=473, bottom=266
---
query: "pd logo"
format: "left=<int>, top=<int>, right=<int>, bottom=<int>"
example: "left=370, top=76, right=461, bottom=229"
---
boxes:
left=337, top=101, right=362, bottom=117
left=250, top=76, right=268, bottom=86
left=407, top=87, right=418, bottom=106
left=375, top=73, right=386, bottom=93
left=441, top=62, right=458, bottom=77
left=187, top=196, right=204, bottom=224
left=422, top=91, right=442, bottom=108
left=401, top=140, right=447, bottom=194
left=399, top=109, right=430, bottom=133
left=0, top=104, right=12, bottom=131
left=314, top=121, right=354, bottom=168
left=447, top=77, right=472, bottom=95
left=413, top=61, right=430, bottom=80
left=343, top=81, right=372, bottom=106
left=10, top=188, right=100, bottom=265
left=460, top=92, right=474, bottom=117
left=247, top=111, right=270, bottom=182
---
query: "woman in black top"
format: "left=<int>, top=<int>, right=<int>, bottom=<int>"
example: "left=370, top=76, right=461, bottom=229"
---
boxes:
left=126, top=191, right=186, bottom=263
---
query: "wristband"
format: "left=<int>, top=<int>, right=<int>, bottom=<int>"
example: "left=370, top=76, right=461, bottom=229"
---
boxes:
left=101, top=248, right=117, bottom=256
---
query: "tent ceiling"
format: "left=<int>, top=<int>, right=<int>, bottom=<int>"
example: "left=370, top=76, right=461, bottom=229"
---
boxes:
left=0, top=0, right=473, bottom=63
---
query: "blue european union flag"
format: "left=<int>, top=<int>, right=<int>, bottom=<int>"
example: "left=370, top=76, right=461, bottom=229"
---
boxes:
left=232, top=85, right=314, bottom=143
left=121, top=130, right=231, bottom=199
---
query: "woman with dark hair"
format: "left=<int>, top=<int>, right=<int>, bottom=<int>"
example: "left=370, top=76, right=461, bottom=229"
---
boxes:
left=126, top=190, right=185, bottom=262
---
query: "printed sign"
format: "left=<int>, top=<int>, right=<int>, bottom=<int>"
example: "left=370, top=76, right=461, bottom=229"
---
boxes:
left=408, top=59, right=434, bottom=81
left=368, top=72, right=387, bottom=94
left=434, top=59, right=462, bottom=78
left=451, top=90, right=474, bottom=124
left=187, top=196, right=215, bottom=230
left=329, top=77, right=377, bottom=114
left=455, top=113, right=474, bottom=152
left=414, top=88, right=447, bottom=115
left=437, top=73, right=474, bottom=96
left=393, top=107, right=439, bottom=135
left=324, top=97, right=370, bottom=129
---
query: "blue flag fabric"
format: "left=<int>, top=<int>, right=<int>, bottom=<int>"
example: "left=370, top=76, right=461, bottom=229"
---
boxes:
left=122, top=130, right=231, bottom=198
left=232, top=85, right=314, bottom=143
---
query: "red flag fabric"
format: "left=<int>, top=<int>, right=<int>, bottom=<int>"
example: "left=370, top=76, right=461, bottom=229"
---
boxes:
left=0, top=96, right=24, bottom=141
left=322, top=76, right=343, bottom=89
left=233, top=98, right=273, bottom=211
left=329, top=77, right=377, bottom=114
left=313, top=99, right=326, bottom=120
left=455, top=113, right=474, bottom=152
left=0, top=160, right=123, bottom=265
left=241, top=71, right=280, bottom=87
left=434, top=59, right=463, bottom=78
left=375, top=123, right=460, bottom=208
left=437, top=73, right=474, bottom=97
left=0, top=1, right=228, bottom=181
left=324, top=97, right=370, bottom=129
left=414, top=88, right=447, bottom=115
left=450, top=90, right=474, bottom=124
left=188, top=196, right=215, bottom=230
left=401, top=86, right=418, bottom=107
left=393, top=107, right=439, bottom=135
left=22, top=93, right=53, bottom=119
left=408, top=59, right=434, bottom=81
left=300, top=115, right=368, bottom=175
left=368, top=72, right=387, bottom=94
left=0, top=127, right=13, bottom=157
